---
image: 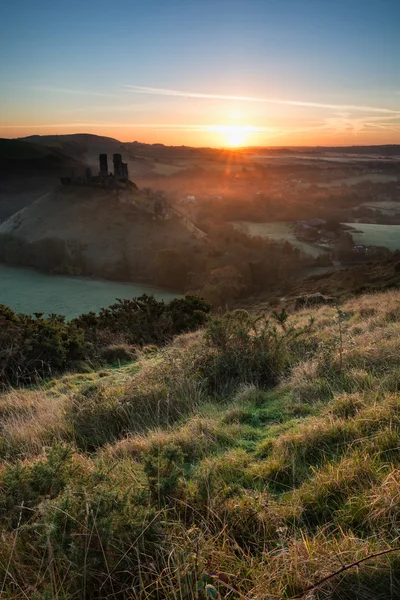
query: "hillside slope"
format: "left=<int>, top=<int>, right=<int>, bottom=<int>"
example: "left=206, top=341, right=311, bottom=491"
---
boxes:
left=0, top=185, right=205, bottom=280
left=20, top=133, right=158, bottom=177
left=1, top=289, right=400, bottom=598
left=289, top=257, right=400, bottom=299
left=0, top=138, right=86, bottom=221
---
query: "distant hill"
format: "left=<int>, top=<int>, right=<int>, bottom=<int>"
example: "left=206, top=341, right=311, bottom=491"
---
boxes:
left=0, top=138, right=84, bottom=175
left=21, top=133, right=125, bottom=161
left=16, top=135, right=400, bottom=158
left=20, top=134, right=159, bottom=178
left=0, top=138, right=87, bottom=222
left=311, top=144, right=400, bottom=156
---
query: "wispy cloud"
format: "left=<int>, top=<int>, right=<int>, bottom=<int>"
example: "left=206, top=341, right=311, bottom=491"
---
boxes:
left=124, top=85, right=400, bottom=115
left=8, top=84, right=120, bottom=99
left=323, top=113, right=400, bottom=135
left=57, top=104, right=150, bottom=115
left=0, top=123, right=276, bottom=131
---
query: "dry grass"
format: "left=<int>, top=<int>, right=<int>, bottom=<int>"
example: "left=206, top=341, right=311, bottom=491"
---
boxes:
left=0, top=389, right=69, bottom=457
left=1, top=288, right=400, bottom=598
left=105, top=415, right=238, bottom=462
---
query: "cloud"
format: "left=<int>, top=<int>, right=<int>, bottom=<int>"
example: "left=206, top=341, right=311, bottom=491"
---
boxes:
left=123, top=85, right=400, bottom=115
left=57, top=104, right=150, bottom=115
left=9, top=84, right=120, bottom=99
left=0, top=122, right=271, bottom=130
left=323, top=113, right=400, bottom=135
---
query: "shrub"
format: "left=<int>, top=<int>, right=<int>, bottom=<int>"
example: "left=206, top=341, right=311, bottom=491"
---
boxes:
left=74, top=293, right=211, bottom=347
left=144, top=441, right=185, bottom=505
left=100, top=343, right=137, bottom=364
left=0, top=295, right=211, bottom=387
left=32, top=463, right=161, bottom=598
left=0, top=445, right=74, bottom=527
left=198, top=309, right=312, bottom=396
left=0, top=305, right=92, bottom=386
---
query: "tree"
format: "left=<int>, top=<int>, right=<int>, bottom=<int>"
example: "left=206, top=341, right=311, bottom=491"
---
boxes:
left=153, top=248, right=189, bottom=289
left=199, top=266, right=245, bottom=306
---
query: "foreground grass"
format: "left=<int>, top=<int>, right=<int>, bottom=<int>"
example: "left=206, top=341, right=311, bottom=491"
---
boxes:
left=1, top=291, right=400, bottom=598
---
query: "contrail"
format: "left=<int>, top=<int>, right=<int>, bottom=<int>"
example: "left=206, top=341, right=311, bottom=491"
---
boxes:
left=24, top=85, right=120, bottom=98
left=123, top=85, right=400, bottom=115
left=1, top=122, right=203, bottom=129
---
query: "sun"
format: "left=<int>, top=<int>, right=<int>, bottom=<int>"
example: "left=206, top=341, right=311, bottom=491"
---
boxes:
left=216, top=125, right=255, bottom=147
left=207, top=124, right=257, bottom=148
left=226, top=126, right=246, bottom=147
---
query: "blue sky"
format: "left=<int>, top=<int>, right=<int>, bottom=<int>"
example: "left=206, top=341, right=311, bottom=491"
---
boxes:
left=1, top=0, right=399, bottom=145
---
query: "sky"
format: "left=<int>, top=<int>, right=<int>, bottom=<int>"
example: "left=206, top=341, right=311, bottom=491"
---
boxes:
left=1, top=0, right=400, bottom=147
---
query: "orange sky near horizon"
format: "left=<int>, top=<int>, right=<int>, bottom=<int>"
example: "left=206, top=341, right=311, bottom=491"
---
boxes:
left=2, top=119, right=400, bottom=148
left=2, top=87, right=400, bottom=148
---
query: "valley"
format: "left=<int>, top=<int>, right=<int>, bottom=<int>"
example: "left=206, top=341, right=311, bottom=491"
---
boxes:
left=1, top=134, right=400, bottom=312
left=0, top=263, right=177, bottom=319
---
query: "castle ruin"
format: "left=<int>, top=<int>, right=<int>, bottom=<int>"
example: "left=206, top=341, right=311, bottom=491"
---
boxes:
left=61, top=153, right=130, bottom=187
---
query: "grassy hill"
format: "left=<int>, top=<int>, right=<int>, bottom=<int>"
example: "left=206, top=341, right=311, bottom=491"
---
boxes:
left=20, top=133, right=160, bottom=177
left=1, top=288, right=400, bottom=598
left=0, top=138, right=87, bottom=222
left=0, top=185, right=205, bottom=281
left=0, top=138, right=85, bottom=174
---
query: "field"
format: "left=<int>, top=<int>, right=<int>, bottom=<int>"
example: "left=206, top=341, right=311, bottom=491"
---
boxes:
left=0, top=263, right=177, bottom=318
left=151, top=162, right=187, bottom=175
left=316, top=173, right=399, bottom=187
left=233, top=220, right=325, bottom=257
left=345, top=222, right=400, bottom=250
left=151, top=158, right=247, bottom=176
left=359, top=200, right=400, bottom=215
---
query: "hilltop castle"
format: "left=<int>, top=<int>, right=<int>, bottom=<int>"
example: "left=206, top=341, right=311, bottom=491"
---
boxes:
left=61, top=153, right=130, bottom=188
left=99, top=153, right=128, bottom=181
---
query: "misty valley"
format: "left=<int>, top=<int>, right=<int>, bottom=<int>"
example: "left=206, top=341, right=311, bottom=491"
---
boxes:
left=0, top=263, right=177, bottom=319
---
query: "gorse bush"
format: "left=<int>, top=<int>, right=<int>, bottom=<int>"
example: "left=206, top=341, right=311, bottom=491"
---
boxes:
left=0, top=294, right=211, bottom=387
left=75, top=294, right=211, bottom=347
left=0, top=448, right=162, bottom=599
left=0, top=305, right=91, bottom=386
left=144, top=441, right=185, bottom=505
left=0, top=444, right=74, bottom=527
left=200, top=309, right=313, bottom=395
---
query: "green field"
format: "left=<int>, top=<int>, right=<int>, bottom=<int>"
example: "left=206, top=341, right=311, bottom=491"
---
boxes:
left=319, top=173, right=398, bottom=187
left=232, top=220, right=324, bottom=257
left=345, top=222, right=400, bottom=250
left=359, top=201, right=400, bottom=215
left=0, top=264, right=177, bottom=318
left=151, top=162, right=187, bottom=175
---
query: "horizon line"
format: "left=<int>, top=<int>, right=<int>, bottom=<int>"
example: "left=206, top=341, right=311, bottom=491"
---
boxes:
left=3, top=132, right=400, bottom=151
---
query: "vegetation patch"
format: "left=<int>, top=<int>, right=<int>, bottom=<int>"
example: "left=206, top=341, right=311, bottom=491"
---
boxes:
left=1, top=289, right=400, bottom=598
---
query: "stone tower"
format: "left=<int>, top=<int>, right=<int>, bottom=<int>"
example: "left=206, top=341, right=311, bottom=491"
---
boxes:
left=99, top=154, right=108, bottom=178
